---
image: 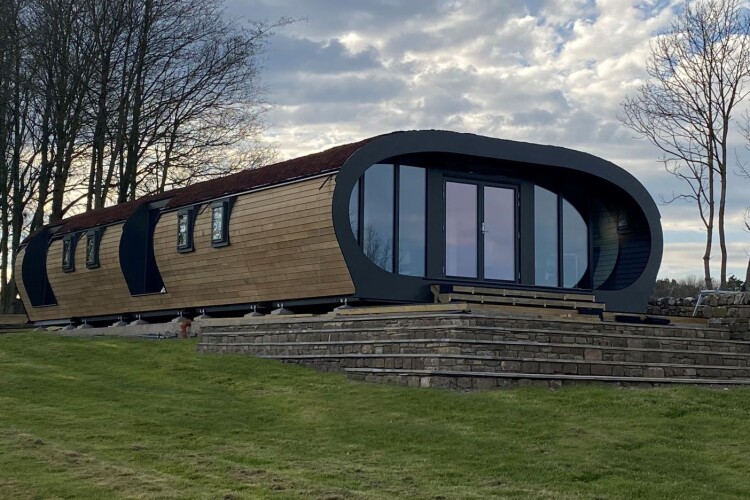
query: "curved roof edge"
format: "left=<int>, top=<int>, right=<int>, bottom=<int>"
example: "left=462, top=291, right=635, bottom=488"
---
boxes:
left=331, top=129, right=663, bottom=310
left=340, top=130, right=661, bottom=225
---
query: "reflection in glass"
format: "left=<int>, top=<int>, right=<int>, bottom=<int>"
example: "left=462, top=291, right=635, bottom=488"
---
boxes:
left=483, top=186, right=515, bottom=280
left=363, top=164, right=394, bottom=271
left=177, top=214, right=189, bottom=247
left=398, top=166, right=425, bottom=276
left=349, top=180, right=359, bottom=243
left=86, top=234, right=96, bottom=263
left=211, top=205, right=224, bottom=242
left=62, top=239, right=72, bottom=268
left=591, top=202, right=618, bottom=287
left=534, top=186, right=559, bottom=286
left=446, top=182, right=477, bottom=277
left=562, top=199, right=588, bottom=287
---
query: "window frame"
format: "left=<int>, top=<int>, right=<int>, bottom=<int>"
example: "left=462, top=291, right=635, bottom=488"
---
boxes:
left=210, top=199, right=233, bottom=248
left=176, top=207, right=195, bottom=253
left=61, top=234, right=77, bottom=273
left=85, top=228, right=102, bottom=269
left=351, top=163, right=427, bottom=277
left=532, top=187, right=591, bottom=289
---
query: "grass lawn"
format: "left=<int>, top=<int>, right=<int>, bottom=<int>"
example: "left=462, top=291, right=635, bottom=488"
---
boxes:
left=1, top=332, right=749, bottom=499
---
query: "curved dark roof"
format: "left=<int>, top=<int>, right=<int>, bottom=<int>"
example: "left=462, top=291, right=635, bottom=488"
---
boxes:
left=38, top=134, right=383, bottom=238
left=330, top=129, right=663, bottom=314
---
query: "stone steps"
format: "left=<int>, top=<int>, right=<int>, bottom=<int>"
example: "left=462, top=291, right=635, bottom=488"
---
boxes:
left=257, top=353, right=750, bottom=379
left=199, top=325, right=750, bottom=354
left=199, top=337, right=750, bottom=366
left=344, top=369, right=750, bottom=390
left=195, top=312, right=750, bottom=389
left=201, top=313, right=731, bottom=341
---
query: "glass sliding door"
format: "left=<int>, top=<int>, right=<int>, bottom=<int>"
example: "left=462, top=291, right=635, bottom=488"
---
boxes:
left=445, top=182, right=478, bottom=278
left=483, top=186, right=516, bottom=281
left=445, top=180, right=517, bottom=281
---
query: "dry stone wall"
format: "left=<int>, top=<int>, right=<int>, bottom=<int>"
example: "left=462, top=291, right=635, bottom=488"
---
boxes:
left=648, top=292, right=750, bottom=339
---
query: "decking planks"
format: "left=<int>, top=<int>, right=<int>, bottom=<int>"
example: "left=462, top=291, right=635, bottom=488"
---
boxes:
left=449, top=285, right=596, bottom=302
left=437, top=292, right=606, bottom=310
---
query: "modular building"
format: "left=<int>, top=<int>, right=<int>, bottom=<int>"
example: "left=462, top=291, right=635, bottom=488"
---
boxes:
left=16, top=130, right=662, bottom=324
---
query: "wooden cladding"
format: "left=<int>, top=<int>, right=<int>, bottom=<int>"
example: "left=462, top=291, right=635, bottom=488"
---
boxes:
left=34, top=224, right=172, bottom=321
left=153, top=175, right=353, bottom=309
left=22, top=175, right=354, bottom=321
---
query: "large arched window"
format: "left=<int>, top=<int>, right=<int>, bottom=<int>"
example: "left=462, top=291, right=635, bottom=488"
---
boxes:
left=348, top=163, right=426, bottom=277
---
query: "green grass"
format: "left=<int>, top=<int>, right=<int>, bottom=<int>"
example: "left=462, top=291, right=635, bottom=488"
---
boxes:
left=1, top=333, right=750, bottom=499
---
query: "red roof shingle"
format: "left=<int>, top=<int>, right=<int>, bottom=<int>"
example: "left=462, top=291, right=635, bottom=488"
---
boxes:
left=43, top=134, right=382, bottom=238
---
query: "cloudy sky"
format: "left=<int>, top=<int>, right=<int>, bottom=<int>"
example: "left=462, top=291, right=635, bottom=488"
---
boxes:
left=227, top=0, right=750, bottom=280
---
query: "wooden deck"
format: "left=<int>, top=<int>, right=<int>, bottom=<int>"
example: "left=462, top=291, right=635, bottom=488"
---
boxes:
left=431, top=284, right=606, bottom=316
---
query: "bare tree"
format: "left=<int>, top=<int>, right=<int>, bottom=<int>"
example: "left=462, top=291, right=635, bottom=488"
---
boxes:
left=116, top=0, right=285, bottom=201
left=0, top=0, right=286, bottom=312
left=620, top=0, right=750, bottom=289
left=0, top=0, right=41, bottom=312
left=26, top=0, right=97, bottom=224
left=0, top=0, right=15, bottom=312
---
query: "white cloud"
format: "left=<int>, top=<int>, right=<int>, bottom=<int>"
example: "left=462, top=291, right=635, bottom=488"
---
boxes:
left=229, top=0, right=750, bottom=279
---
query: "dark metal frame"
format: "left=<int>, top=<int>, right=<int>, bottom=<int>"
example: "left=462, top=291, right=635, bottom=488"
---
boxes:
left=85, top=227, right=104, bottom=269
left=210, top=197, right=235, bottom=248
left=61, top=233, right=78, bottom=273
left=176, top=207, right=195, bottom=253
left=332, top=130, right=663, bottom=313
left=442, top=176, right=520, bottom=283
left=21, top=227, right=58, bottom=307
left=121, top=202, right=166, bottom=296
left=351, top=163, right=428, bottom=276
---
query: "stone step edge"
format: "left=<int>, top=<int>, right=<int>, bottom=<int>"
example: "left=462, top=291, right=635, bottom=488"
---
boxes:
left=197, top=338, right=750, bottom=358
left=343, top=368, right=750, bottom=385
left=197, top=312, right=724, bottom=333
left=248, top=353, right=750, bottom=371
left=200, top=324, right=739, bottom=345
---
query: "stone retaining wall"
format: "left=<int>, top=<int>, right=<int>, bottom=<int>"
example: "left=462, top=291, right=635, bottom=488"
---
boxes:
left=648, top=293, right=750, bottom=336
left=196, top=312, right=750, bottom=388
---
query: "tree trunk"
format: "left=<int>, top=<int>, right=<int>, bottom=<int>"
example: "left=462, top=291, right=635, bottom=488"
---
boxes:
left=718, top=167, right=727, bottom=288
left=120, top=0, right=152, bottom=203
left=704, top=162, right=715, bottom=290
left=31, top=82, right=53, bottom=231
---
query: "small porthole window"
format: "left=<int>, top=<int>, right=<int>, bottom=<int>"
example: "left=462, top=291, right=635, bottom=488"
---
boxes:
left=211, top=199, right=231, bottom=247
left=62, top=235, right=76, bottom=272
left=177, top=208, right=194, bottom=253
left=85, top=228, right=102, bottom=269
